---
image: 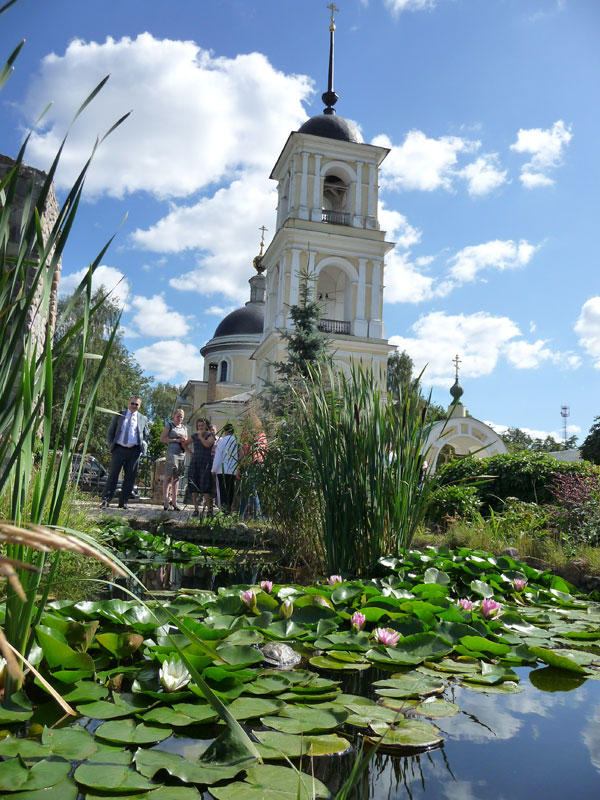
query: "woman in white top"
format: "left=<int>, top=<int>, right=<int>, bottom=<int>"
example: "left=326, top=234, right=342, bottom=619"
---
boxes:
left=160, top=409, right=189, bottom=511
left=211, top=423, right=240, bottom=512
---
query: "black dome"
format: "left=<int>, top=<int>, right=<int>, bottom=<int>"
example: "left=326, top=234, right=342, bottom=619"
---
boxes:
left=298, top=114, right=362, bottom=143
left=213, top=305, right=264, bottom=338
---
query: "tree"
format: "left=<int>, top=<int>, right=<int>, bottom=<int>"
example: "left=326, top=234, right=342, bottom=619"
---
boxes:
left=143, top=381, right=183, bottom=425
left=500, top=427, right=578, bottom=454
left=52, top=290, right=150, bottom=462
left=386, top=349, right=446, bottom=422
left=581, top=417, right=600, bottom=464
left=264, top=268, right=332, bottom=412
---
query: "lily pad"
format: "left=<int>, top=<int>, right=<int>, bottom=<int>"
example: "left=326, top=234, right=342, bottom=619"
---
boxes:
left=460, top=680, right=524, bottom=694
left=141, top=702, right=218, bottom=727
left=94, top=718, right=170, bottom=744
left=74, top=762, right=158, bottom=792
left=0, top=690, right=34, bottom=723
left=261, top=705, right=348, bottom=734
left=373, top=673, right=445, bottom=699
left=396, top=697, right=459, bottom=717
left=134, top=747, right=249, bottom=785
left=368, top=720, right=443, bottom=751
left=42, top=725, right=98, bottom=760
left=227, top=696, right=285, bottom=720
left=209, top=764, right=329, bottom=800
left=529, top=646, right=587, bottom=673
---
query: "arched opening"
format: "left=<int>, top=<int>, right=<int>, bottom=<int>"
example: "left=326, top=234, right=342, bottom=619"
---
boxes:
left=219, top=360, right=228, bottom=383
left=437, top=443, right=457, bottom=467
left=322, top=172, right=349, bottom=225
left=316, top=264, right=352, bottom=335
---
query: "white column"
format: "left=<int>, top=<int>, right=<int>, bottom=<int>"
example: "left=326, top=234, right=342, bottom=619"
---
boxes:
left=276, top=261, right=285, bottom=326
left=369, top=260, right=383, bottom=338
left=353, top=162, right=363, bottom=227
left=366, top=164, right=376, bottom=229
left=289, top=154, right=297, bottom=217
left=354, top=258, right=368, bottom=337
left=299, top=152, right=309, bottom=219
left=288, top=249, right=301, bottom=326
left=311, top=154, right=322, bottom=221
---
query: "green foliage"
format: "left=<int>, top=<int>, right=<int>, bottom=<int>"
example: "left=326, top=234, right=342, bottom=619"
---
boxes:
left=436, top=451, right=598, bottom=511
left=290, top=364, right=439, bottom=574
left=500, top=426, right=577, bottom=453
left=387, top=349, right=446, bottom=421
left=53, top=290, right=149, bottom=462
left=142, top=381, right=182, bottom=424
left=580, top=415, right=600, bottom=464
left=426, top=484, right=482, bottom=527
left=0, top=23, right=128, bottom=700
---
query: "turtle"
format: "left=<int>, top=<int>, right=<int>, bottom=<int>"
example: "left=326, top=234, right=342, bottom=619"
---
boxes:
left=259, top=642, right=301, bottom=669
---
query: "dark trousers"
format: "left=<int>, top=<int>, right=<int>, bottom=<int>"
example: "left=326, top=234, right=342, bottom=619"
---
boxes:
left=217, top=473, right=236, bottom=511
left=103, top=444, right=141, bottom=504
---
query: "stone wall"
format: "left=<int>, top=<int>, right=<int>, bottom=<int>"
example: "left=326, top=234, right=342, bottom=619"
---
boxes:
left=0, top=153, right=62, bottom=350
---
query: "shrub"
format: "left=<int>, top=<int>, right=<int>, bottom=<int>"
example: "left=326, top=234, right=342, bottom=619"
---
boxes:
left=437, top=451, right=599, bottom=511
left=426, top=484, right=482, bottom=527
left=549, top=471, right=600, bottom=547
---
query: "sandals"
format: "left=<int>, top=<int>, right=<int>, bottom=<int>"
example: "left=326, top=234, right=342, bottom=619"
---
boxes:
left=170, top=500, right=182, bottom=512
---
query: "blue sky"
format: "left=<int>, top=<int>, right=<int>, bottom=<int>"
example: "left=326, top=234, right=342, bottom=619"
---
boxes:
left=1, top=0, right=598, bottom=443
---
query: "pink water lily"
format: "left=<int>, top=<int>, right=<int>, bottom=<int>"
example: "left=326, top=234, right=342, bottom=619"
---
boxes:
left=280, top=599, right=294, bottom=619
left=374, top=627, right=400, bottom=646
left=329, top=575, right=343, bottom=586
left=481, top=598, right=502, bottom=619
left=457, top=598, right=474, bottom=611
left=260, top=580, right=273, bottom=593
left=241, top=590, right=257, bottom=610
left=351, top=612, right=366, bottom=631
left=513, top=578, right=527, bottom=592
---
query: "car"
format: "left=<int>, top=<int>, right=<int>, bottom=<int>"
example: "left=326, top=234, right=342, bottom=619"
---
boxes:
left=71, top=454, right=140, bottom=500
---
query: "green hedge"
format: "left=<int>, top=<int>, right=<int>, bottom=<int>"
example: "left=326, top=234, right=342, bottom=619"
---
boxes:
left=436, top=452, right=598, bottom=511
left=426, top=484, right=482, bottom=525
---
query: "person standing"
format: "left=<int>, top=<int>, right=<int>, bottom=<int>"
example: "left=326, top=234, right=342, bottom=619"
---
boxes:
left=186, top=418, right=215, bottom=516
left=211, top=423, right=240, bottom=513
left=101, top=395, right=149, bottom=509
left=160, top=408, right=189, bottom=511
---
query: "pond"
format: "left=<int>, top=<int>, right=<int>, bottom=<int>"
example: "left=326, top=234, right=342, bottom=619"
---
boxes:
left=2, top=546, right=600, bottom=799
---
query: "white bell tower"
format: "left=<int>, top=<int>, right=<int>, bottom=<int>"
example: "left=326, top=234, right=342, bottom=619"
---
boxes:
left=253, top=4, right=394, bottom=387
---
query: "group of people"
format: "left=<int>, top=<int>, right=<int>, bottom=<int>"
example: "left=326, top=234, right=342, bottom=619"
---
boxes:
left=100, top=395, right=265, bottom=517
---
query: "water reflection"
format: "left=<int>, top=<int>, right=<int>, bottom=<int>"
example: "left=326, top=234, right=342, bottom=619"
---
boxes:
left=314, top=668, right=600, bottom=799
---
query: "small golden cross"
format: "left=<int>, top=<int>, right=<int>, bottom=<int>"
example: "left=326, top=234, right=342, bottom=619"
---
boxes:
left=452, top=354, right=462, bottom=380
left=327, top=2, right=339, bottom=28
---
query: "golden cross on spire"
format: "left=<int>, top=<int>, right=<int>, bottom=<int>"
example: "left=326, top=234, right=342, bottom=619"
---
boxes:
left=258, top=225, right=268, bottom=255
left=327, top=2, right=339, bottom=30
left=452, top=354, right=462, bottom=381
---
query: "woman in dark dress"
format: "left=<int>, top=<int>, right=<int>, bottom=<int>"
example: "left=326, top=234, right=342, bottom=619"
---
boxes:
left=186, top=418, right=215, bottom=516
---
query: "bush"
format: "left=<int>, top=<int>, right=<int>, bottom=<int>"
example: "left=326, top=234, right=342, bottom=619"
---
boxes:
left=549, top=471, right=600, bottom=547
left=437, top=452, right=599, bottom=511
left=426, top=484, right=482, bottom=527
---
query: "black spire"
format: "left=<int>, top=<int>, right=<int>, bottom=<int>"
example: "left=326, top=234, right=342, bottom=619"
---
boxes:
left=322, top=3, right=339, bottom=115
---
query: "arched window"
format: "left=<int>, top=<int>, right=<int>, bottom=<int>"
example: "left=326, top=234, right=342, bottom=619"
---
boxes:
left=219, top=360, right=228, bottom=382
left=322, top=174, right=347, bottom=212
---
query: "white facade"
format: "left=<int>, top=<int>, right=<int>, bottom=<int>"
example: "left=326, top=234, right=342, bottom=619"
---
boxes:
left=253, top=129, right=395, bottom=387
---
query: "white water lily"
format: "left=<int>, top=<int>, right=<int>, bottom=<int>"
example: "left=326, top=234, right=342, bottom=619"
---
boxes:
left=159, top=657, right=191, bottom=692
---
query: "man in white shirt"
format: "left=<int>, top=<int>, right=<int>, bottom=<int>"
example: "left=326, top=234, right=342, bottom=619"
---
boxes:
left=101, top=395, right=150, bottom=509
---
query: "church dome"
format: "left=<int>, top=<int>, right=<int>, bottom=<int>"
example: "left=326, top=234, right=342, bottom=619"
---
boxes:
left=213, top=304, right=264, bottom=338
left=298, top=114, right=363, bottom=143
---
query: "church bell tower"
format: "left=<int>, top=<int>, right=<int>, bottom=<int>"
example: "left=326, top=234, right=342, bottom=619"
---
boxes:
left=253, top=4, right=394, bottom=387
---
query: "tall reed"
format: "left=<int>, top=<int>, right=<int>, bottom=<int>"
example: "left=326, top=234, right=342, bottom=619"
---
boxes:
left=0, top=13, right=129, bottom=697
left=291, top=363, right=438, bottom=576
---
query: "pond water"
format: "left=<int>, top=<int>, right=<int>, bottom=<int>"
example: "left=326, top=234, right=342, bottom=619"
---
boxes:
left=333, top=666, right=600, bottom=800
left=98, top=665, right=598, bottom=800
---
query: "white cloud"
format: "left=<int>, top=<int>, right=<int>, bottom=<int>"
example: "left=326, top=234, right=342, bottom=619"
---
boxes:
left=510, top=120, right=573, bottom=188
left=448, top=239, right=539, bottom=283
left=373, top=130, right=479, bottom=192
left=486, top=421, right=580, bottom=442
left=575, top=297, right=600, bottom=367
left=460, top=154, right=508, bottom=196
left=133, top=340, right=204, bottom=382
left=389, top=311, right=521, bottom=386
left=389, top=310, right=578, bottom=386
left=59, top=264, right=130, bottom=307
left=504, top=338, right=581, bottom=369
left=205, top=305, right=235, bottom=317
left=23, top=34, right=312, bottom=198
left=378, top=204, right=421, bottom=249
left=130, top=294, right=191, bottom=338
left=384, top=0, right=436, bottom=14
left=133, top=171, right=276, bottom=302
